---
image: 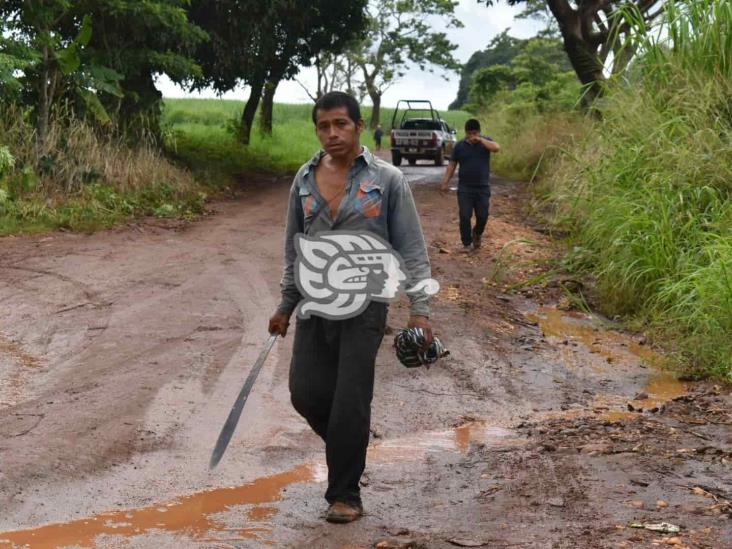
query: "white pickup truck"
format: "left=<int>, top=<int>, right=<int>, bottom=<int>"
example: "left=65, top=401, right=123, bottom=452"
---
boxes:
left=389, top=100, right=457, bottom=166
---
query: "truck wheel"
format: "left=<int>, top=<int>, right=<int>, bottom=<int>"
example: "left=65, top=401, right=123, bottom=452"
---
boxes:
left=408, top=158, right=417, bottom=166
left=392, top=151, right=402, bottom=166
left=434, top=148, right=444, bottom=166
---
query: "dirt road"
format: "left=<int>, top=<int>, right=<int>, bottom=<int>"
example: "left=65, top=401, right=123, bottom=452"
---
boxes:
left=0, top=161, right=730, bottom=549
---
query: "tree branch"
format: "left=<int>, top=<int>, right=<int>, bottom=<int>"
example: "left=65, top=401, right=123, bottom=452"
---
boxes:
left=546, top=0, right=576, bottom=20
left=294, top=78, right=318, bottom=102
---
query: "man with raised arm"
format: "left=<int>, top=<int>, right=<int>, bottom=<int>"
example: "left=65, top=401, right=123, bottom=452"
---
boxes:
left=440, top=118, right=500, bottom=253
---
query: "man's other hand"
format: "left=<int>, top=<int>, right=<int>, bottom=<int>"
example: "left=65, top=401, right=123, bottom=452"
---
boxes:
left=269, top=311, right=291, bottom=337
left=407, top=315, right=433, bottom=352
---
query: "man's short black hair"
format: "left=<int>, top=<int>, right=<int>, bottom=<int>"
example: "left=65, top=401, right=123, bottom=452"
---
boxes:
left=312, top=91, right=362, bottom=125
left=465, top=118, right=481, bottom=132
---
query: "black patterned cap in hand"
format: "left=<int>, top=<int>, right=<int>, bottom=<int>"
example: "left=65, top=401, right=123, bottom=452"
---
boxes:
left=393, top=327, right=449, bottom=369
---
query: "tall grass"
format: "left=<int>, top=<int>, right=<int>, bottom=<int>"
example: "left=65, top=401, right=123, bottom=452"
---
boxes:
left=475, top=107, right=586, bottom=181
left=545, top=0, right=732, bottom=378
left=0, top=106, right=204, bottom=234
left=163, top=98, right=472, bottom=175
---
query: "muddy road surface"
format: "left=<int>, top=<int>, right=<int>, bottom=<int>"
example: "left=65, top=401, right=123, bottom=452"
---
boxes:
left=0, top=159, right=730, bottom=549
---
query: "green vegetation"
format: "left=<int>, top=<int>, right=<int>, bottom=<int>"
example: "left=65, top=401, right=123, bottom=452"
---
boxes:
left=483, top=0, right=732, bottom=379
left=189, top=1, right=367, bottom=144
left=332, top=0, right=463, bottom=128
left=463, top=33, right=584, bottom=181
left=546, top=0, right=732, bottom=379
left=480, top=0, right=664, bottom=104
left=163, top=98, right=472, bottom=176
left=0, top=107, right=204, bottom=235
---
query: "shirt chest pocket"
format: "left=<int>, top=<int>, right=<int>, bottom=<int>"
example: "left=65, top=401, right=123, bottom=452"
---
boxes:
left=356, top=180, right=383, bottom=218
left=299, top=186, right=321, bottom=225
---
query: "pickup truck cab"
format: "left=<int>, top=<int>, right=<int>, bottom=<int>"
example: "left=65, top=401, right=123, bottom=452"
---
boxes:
left=389, top=100, right=457, bottom=166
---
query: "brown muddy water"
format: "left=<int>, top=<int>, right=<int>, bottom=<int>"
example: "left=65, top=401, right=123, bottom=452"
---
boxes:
left=526, top=307, right=688, bottom=419
left=0, top=421, right=521, bottom=548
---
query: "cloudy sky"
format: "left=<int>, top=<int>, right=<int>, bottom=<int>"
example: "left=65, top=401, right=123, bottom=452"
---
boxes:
left=156, top=0, right=543, bottom=110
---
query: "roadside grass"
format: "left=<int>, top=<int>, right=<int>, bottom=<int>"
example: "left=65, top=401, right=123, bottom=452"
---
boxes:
left=0, top=107, right=205, bottom=236
left=538, top=0, right=732, bottom=379
left=479, top=108, right=587, bottom=182
left=163, top=98, right=472, bottom=177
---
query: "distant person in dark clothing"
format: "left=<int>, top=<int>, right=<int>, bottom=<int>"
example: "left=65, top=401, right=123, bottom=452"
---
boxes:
left=374, top=124, right=384, bottom=150
left=440, top=118, right=500, bottom=253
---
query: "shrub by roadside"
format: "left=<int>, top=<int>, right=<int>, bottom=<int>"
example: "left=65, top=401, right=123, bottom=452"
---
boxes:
left=0, top=107, right=205, bottom=235
left=478, top=108, right=587, bottom=182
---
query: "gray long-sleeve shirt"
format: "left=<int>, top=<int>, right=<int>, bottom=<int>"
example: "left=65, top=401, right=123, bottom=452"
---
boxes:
left=277, top=146, right=432, bottom=317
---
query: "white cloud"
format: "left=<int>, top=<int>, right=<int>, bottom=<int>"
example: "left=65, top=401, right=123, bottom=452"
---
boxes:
left=156, top=0, right=543, bottom=111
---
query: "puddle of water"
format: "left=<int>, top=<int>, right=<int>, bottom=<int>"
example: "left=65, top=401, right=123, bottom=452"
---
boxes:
left=527, top=308, right=629, bottom=373
left=639, top=371, right=687, bottom=408
left=0, top=422, right=522, bottom=548
left=593, top=410, right=640, bottom=422
left=527, top=307, right=687, bottom=419
left=370, top=422, right=521, bottom=462
left=246, top=506, right=278, bottom=521
left=0, top=463, right=326, bottom=549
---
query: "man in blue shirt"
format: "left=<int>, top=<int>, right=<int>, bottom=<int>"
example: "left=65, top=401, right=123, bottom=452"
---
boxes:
left=440, top=119, right=500, bottom=252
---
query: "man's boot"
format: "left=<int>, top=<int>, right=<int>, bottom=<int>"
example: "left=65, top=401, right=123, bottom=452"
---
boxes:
left=471, top=227, right=482, bottom=250
left=326, top=501, right=363, bottom=523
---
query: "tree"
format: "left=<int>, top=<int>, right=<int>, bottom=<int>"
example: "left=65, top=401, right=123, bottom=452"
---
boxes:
left=480, top=0, right=666, bottom=103
left=0, top=1, right=205, bottom=144
left=190, top=0, right=367, bottom=144
left=64, top=0, right=206, bottom=141
left=295, top=49, right=368, bottom=104
left=257, top=2, right=367, bottom=136
left=0, top=3, right=122, bottom=146
left=347, top=0, right=463, bottom=128
left=188, top=0, right=266, bottom=144
left=449, top=31, right=522, bottom=109
left=468, top=36, right=579, bottom=112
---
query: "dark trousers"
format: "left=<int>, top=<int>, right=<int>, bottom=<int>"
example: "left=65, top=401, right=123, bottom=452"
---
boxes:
left=289, top=301, right=388, bottom=505
left=457, top=187, right=491, bottom=246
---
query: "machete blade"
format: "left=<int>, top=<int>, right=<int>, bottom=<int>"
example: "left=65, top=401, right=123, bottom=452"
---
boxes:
left=209, top=333, right=279, bottom=469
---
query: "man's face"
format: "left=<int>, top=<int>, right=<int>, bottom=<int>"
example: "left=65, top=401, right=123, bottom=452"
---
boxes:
left=466, top=129, right=481, bottom=143
left=314, top=106, right=364, bottom=158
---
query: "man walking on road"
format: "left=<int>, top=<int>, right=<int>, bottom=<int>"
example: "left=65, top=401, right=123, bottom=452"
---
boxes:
left=440, top=119, right=500, bottom=253
left=268, top=91, right=434, bottom=523
left=374, top=124, right=384, bottom=150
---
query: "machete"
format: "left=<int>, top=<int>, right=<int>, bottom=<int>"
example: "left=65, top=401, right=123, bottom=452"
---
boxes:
left=209, top=333, right=279, bottom=469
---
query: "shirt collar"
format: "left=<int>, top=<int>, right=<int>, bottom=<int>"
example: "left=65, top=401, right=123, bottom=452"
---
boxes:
left=303, top=145, right=374, bottom=176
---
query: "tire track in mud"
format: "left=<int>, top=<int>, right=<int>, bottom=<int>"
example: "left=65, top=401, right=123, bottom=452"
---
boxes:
left=0, top=332, right=43, bottom=409
left=0, top=264, right=105, bottom=306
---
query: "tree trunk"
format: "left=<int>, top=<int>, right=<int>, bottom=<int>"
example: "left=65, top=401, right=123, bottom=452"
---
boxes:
left=547, top=0, right=606, bottom=106
left=240, top=75, right=265, bottom=145
left=259, top=78, right=278, bottom=136
left=346, top=57, right=354, bottom=97
left=118, top=72, right=164, bottom=144
left=37, top=46, right=51, bottom=150
left=367, top=86, right=381, bottom=130
left=561, top=32, right=606, bottom=104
